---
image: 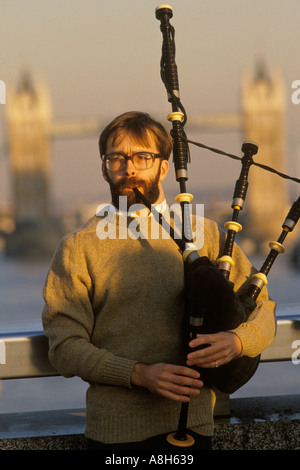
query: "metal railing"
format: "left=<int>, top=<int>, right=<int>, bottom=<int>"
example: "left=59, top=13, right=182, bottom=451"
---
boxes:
left=0, top=310, right=299, bottom=381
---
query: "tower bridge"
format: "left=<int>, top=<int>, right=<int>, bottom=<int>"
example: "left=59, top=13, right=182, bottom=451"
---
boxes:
left=1, top=64, right=292, bottom=256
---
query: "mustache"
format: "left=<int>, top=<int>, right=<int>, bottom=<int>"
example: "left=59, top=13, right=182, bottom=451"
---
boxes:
left=108, top=173, right=161, bottom=209
left=114, top=177, right=146, bottom=190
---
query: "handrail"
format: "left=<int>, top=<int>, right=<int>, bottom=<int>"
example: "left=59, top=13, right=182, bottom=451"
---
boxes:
left=0, top=311, right=299, bottom=380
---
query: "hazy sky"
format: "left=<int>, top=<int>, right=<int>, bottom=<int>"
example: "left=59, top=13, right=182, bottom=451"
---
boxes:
left=0, top=0, right=299, bottom=211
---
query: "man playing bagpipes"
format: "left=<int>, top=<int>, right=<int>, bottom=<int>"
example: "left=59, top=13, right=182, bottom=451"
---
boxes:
left=42, top=111, right=276, bottom=450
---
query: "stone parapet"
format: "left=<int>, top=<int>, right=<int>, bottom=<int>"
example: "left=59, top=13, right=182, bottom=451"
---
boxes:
left=0, top=395, right=299, bottom=451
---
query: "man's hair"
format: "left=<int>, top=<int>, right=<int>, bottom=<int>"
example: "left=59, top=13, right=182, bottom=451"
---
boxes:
left=99, top=111, right=173, bottom=160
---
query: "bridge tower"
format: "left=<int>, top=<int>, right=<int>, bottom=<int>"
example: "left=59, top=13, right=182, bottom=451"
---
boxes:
left=241, top=62, right=289, bottom=251
left=5, top=70, right=61, bottom=257
left=6, top=69, right=51, bottom=225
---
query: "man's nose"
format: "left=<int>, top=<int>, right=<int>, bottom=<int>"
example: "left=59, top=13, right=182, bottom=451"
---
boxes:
left=124, top=158, right=136, bottom=175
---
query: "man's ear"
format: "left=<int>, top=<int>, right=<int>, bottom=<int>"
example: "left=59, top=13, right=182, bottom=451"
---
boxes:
left=102, top=162, right=108, bottom=182
left=159, top=159, right=169, bottom=182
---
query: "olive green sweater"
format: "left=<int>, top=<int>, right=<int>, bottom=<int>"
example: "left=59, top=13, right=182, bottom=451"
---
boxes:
left=42, top=207, right=276, bottom=444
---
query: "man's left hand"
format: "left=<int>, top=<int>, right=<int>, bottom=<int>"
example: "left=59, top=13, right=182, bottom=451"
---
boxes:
left=186, top=331, right=242, bottom=368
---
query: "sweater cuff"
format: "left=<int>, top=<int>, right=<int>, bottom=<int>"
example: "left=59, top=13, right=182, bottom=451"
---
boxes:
left=101, top=354, right=137, bottom=388
left=230, top=324, right=261, bottom=358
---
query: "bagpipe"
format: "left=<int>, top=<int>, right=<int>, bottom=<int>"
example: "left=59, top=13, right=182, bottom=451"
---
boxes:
left=136, top=5, right=300, bottom=447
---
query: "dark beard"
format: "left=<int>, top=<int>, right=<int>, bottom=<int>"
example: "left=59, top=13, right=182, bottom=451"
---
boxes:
left=107, top=173, right=161, bottom=211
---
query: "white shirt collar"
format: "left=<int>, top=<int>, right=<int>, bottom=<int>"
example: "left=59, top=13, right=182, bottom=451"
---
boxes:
left=108, top=199, right=168, bottom=218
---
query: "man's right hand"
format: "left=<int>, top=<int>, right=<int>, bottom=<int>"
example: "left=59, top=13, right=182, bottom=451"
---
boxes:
left=130, top=362, right=203, bottom=403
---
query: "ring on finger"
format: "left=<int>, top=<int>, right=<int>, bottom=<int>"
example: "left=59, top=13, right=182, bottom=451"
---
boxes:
left=214, top=361, right=219, bottom=368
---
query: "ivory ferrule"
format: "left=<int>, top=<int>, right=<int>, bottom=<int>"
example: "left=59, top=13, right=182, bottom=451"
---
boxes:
left=224, top=221, right=242, bottom=232
left=167, top=111, right=184, bottom=122
left=175, top=193, right=193, bottom=203
left=269, top=241, right=285, bottom=254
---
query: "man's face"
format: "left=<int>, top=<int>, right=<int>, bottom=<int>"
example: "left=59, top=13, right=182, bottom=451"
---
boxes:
left=102, top=131, right=169, bottom=210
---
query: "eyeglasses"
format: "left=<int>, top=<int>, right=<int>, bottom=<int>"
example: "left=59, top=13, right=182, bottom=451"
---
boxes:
left=102, top=152, right=163, bottom=171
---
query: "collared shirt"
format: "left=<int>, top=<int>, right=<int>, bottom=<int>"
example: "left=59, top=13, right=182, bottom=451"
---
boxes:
left=107, top=200, right=168, bottom=218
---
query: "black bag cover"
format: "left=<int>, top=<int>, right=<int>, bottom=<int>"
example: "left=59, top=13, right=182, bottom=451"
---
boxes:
left=184, top=255, right=260, bottom=394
